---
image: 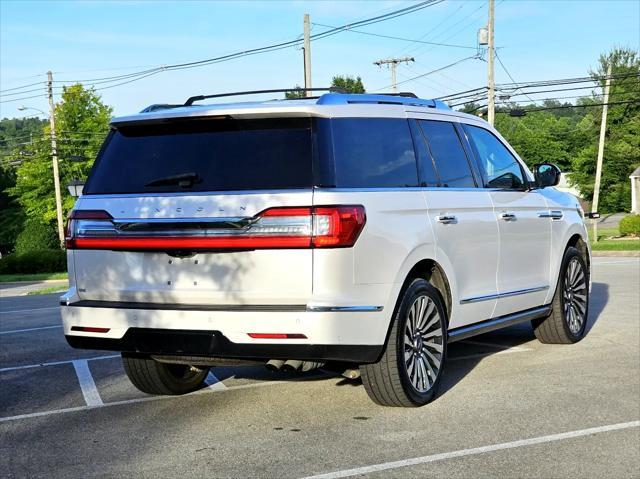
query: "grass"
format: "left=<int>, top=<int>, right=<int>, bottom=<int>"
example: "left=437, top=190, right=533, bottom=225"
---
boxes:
left=0, top=272, right=68, bottom=283
left=27, top=285, right=69, bottom=296
left=587, top=224, right=640, bottom=252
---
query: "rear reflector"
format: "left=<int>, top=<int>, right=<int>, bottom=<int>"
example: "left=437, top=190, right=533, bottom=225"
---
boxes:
left=70, top=326, right=110, bottom=333
left=247, top=333, right=307, bottom=339
left=65, top=205, right=365, bottom=251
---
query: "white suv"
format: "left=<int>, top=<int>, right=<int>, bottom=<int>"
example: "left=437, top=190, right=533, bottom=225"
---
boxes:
left=61, top=91, right=592, bottom=407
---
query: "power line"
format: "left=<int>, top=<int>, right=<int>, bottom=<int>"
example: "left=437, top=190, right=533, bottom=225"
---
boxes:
left=311, top=22, right=477, bottom=49
left=494, top=50, right=535, bottom=103
left=374, top=55, right=481, bottom=91
left=47, top=0, right=442, bottom=91
left=0, top=81, right=46, bottom=94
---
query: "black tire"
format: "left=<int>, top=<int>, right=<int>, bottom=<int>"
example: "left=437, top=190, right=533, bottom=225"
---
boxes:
left=122, top=354, right=209, bottom=395
left=532, top=246, right=590, bottom=344
left=361, top=279, right=447, bottom=407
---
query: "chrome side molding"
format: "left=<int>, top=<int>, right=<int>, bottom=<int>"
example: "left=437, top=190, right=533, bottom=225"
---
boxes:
left=460, top=285, right=549, bottom=305
left=306, top=305, right=384, bottom=312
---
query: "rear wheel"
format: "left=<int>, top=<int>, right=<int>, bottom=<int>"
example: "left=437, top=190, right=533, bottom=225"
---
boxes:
left=122, top=354, right=209, bottom=395
left=361, top=279, right=447, bottom=407
left=533, top=246, right=589, bottom=344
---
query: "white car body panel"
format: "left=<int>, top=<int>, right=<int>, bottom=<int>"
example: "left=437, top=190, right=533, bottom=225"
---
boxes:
left=61, top=96, right=591, bottom=361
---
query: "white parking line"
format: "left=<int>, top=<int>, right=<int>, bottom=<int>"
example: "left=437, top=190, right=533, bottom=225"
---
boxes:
left=0, top=325, right=62, bottom=335
left=0, top=306, right=60, bottom=314
left=0, top=379, right=289, bottom=423
left=205, top=371, right=228, bottom=390
left=72, top=359, right=104, bottom=406
left=300, top=420, right=640, bottom=479
left=0, top=354, right=120, bottom=373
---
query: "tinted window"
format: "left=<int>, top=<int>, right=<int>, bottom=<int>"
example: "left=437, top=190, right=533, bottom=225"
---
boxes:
left=331, top=118, right=418, bottom=188
left=466, top=125, right=525, bottom=189
left=84, top=118, right=313, bottom=194
left=409, top=119, right=439, bottom=187
left=418, top=120, right=475, bottom=188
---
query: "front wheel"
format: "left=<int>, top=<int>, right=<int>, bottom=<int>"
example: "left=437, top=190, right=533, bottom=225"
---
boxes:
left=361, top=279, right=447, bottom=407
left=122, top=354, right=209, bottom=395
left=532, top=246, right=590, bottom=344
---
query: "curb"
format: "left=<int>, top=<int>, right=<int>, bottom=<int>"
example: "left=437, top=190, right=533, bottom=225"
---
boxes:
left=0, top=279, right=69, bottom=286
left=592, top=251, right=640, bottom=257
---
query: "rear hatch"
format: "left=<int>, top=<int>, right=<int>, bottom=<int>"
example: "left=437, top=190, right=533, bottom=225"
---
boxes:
left=68, top=116, right=314, bottom=306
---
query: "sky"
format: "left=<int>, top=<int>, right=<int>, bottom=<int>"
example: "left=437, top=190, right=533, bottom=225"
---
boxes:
left=1, top=0, right=639, bottom=118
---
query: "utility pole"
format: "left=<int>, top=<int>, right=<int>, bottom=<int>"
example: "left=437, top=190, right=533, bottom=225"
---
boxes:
left=592, top=63, right=613, bottom=243
left=487, top=0, right=495, bottom=125
left=303, top=13, right=312, bottom=97
left=47, top=71, right=65, bottom=246
left=374, top=57, right=414, bottom=92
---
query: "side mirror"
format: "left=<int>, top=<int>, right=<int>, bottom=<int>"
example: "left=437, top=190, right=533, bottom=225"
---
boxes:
left=534, top=163, right=561, bottom=188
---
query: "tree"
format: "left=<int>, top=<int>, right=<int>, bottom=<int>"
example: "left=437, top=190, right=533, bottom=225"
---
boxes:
left=284, top=85, right=306, bottom=99
left=9, top=85, right=112, bottom=223
left=331, top=75, right=365, bottom=93
left=570, top=47, right=640, bottom=212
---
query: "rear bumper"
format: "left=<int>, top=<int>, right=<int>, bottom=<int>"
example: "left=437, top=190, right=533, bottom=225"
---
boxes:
left=61, top=300, right=389, bottom=363
left=65, top=329, right=381, bottom=362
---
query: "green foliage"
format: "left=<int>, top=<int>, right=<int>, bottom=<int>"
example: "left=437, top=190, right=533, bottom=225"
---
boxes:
left=0, top=117, right=47, bottom=159
left=331, top=75, right=365, bottom=93
left=14, top=219, right=60, bottom=254
left=285, top=85, right=306, bottom=99
left=619, top=214, right=640, bottom=236
left=0, top=165, right=24, bottom=254
left=9, top=84, right=112, bottom=223
left=0, top=249, right=67, bottom=274
left=493, top=47, right=639, bottom=213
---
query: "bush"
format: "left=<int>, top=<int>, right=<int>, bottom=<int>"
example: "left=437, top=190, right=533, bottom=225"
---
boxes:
left=0, top=250, right=67, bottom=274
left=619, top=214, right=640, bottom=237
left=14, top=220, right=60, bottom=254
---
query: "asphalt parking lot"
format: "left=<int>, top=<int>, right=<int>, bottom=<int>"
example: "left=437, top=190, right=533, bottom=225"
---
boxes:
left=1, top=257, right=639, bottom=478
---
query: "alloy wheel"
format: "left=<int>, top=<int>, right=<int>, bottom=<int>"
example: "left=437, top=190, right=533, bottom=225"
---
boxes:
left=563, top=257, right=588, bottom=334
left=403, top=295, right=444, bottom=393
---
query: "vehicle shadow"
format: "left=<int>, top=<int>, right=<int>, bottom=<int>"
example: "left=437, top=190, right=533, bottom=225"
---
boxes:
left=201, top=282, right=610, bottom=399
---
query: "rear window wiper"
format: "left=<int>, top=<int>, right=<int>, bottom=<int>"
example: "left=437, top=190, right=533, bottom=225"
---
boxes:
left=145, top=172, right=202, bottom=188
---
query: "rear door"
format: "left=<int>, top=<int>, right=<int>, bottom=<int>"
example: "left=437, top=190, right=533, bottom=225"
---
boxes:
left=413, top=118, right=500, bottom=329
left=70, top=117, right=315, bottom=306
left=463, top=124, right=551, bottom=317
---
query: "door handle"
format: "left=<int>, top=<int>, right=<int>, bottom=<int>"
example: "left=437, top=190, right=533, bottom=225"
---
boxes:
left=538, top=210, right=563, bottom=220
left=499, top=212, right=516, bottom=221
left=435, top=215, right=457, bottom=224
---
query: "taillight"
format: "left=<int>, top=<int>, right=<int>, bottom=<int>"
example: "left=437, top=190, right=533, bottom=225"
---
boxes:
left=65, top=205, right=365, bottom=251
left=65, top=209, right=114, bottom=249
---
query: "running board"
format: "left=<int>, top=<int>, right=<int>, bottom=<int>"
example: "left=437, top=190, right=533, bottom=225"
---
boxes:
left=448, top=305, right=552, bottom=343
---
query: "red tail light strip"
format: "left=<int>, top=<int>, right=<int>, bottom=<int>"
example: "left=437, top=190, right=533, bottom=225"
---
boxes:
left=247, top=333, right=307, bottom=339
left=70, top=326, right=111, bottom=333
left=65, top=205, right=365, bottom=251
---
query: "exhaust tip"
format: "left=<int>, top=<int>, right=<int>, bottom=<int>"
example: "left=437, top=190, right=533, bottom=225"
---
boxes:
left=281, top=360, right=303, bottom=372
left=265, top=359, right=285, bottom=372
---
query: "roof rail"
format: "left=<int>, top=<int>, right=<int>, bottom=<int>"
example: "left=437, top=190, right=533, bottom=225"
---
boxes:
left=315, top=93, right=450, bottom=110
left=184, top=87, right=344, bottom=106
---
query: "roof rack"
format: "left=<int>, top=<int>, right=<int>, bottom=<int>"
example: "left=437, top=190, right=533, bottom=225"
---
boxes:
left=315, top=93, right=450, bottom=110
left=184, top=87, right=344, bottom=106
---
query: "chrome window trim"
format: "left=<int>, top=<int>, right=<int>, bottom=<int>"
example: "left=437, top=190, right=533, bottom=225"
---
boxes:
left=460, top=285, right=550, bottom=305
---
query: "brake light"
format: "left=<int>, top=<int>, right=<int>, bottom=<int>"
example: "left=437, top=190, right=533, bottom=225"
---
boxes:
left=65, top=205, right=365, bottom=251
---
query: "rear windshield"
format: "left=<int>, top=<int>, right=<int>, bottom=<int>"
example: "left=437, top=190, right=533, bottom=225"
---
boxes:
left=84, top=118, right=313, bottom=194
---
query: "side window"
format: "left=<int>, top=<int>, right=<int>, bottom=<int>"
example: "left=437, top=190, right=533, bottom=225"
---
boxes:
left=465, top=125, right=525, bottom=190
left=418, top=120, right=476, bottom=188
left=409, top=119, right=439, bottom=187
left=331, top=118, right=419, bottom=188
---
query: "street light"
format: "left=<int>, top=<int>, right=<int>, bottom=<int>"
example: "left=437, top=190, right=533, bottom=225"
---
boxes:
left=67, top=180, right=84, bottom=197
left=17, top=105, right=46, bottom=116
